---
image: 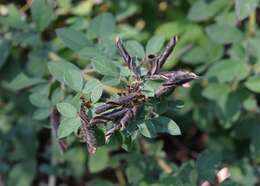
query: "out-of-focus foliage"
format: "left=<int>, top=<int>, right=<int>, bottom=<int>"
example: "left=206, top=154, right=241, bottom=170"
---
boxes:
left=0, top=0, right=260, bottom=186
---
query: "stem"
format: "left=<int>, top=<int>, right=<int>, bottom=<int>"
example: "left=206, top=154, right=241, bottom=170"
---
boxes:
left=115, top=168, right=126, bottom=186
left=248, top=11, right=256, bottom=37
left=48, top=126, right=57, bottom=186
left=0, top=175, right=5, bottom=186
left=20, top=0, right=32, bottom=12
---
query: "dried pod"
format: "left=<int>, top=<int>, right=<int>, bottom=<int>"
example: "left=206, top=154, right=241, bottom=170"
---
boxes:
left=95, top=92, right=138, bottom=114
left=79, top=103, right=97, bottom=155
left=116, top=36, right=138, bottom=75
left=147, top=54, right=160, bottom=76
left=157, top=36, right=177, bottom=70
left=155, top=85, right=176, bottom=98
left=119, top=106, right=138, bottom=129
left=162, top=71, right=198, bottom=86
left=105, top=106, right=138, bottom=142
left=154, top=71, right=198, bottom=97
left=102, top=108, right=129, bottom=119
left=95, top=103, right=118, bottom=114
left=147, top=36, right=177, bottom=76
left=91, top=108, right=129, bottom=125
left=51, top=107, right=68, bottom=152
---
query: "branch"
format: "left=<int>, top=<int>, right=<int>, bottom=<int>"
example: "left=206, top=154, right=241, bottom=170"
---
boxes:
left=51, top=107, right=68, bottom=152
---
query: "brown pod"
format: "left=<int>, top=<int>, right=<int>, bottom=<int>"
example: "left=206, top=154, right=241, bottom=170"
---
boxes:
left=106, top=92, right=137, bottom=105
left=79, top=103, right=97, bottom=155
left=155, top=85, right=176, bottom=98
left=102, top=108, right=129, bottom=119
left=51, top=107, right=68, bottom=152
left=157, top=36, right=177, bottom=70
left=95, top=103, right=118, bottom=114
left=119, top=106, right=138, bottom=129
left=116, top=36, right=132, bottom=66
left=162, top=71, right=198, bottom=86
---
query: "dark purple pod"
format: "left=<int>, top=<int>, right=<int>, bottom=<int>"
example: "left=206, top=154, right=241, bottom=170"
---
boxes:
left=157, top=36, right=177, bottom=70
left=95, top=103, right=118, bottom=114
left=162, top=71, right=198, bottom=86
left=79, top=103, right=97, bottom=155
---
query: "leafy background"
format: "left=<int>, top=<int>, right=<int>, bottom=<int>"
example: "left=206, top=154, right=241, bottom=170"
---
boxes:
left=0, top=0, right=260, bottom=185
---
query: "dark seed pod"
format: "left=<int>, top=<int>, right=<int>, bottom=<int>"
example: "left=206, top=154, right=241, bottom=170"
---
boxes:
left=51, top=107, right=68, bottom=152
left=106, top=92, right=137, bottom=105
left=155, top=85, right=176, bottom=97
left=116, top=36, right=132, bottom=66
left=95, top=103, right=118, bottom=114
left=147, top=54, right=160, bottom=76
left=119, top=106, right=138, bottom=129
left=162, top=71, right=198, bottom=86
left=104, top=106, right=138, bottom=142
left=79, top=103, right=97, bottom=155
left=154, top=71, right=198, bottom=97
left=102, top=108, right=129, bottom=119
left=95, top=93, right=137, bottom=114
left=116, top=36, right=139, bottom=76
left=157, top=36, right=177, bottom=70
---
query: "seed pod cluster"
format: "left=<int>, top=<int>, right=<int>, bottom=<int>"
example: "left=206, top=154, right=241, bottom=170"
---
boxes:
left=78, top=36, right=198, bottom=154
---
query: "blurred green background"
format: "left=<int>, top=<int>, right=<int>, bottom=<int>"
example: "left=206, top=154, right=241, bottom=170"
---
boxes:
left=0, top=0, right=260, bottom=185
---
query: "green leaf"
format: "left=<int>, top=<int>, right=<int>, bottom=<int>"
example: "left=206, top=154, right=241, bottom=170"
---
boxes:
left=245, top=76, right=260, bottom=93
left=32, top=108, right=51, bottom=120
left=29, top=84, right=51, bottom=108
left=83, top=79, right=103, bottom=103
left=216, top=12, right=237, bottom=26
left=206, top=24, right=243, bottom=44
left=155, top=22, right=184, bottom=39
left=56, top=102, right=77, bottom=118
left=125, top=40, right=145, bottom=59
left=126, top=165, right=144, bottom=184
left=101, top=76, right=120, bottom=86
left=0, top=4, right=27, bottom=29
left=182, top=46, right=207, bottom=65
left=88, top=147, right=109, bottom=173
left=196, top=150, right=222, bottom=183
left=7, top=73, right=45, bottom=91
left=64, top=69, right=83, bottom=92
left=88, top=179, right=115, bottom=186
left=79, top=46, right=102, bottom=60
left=0, top=39, right=10, bottom=69
left=88, top=13, right=115, bottom=38
left=51, top=88, right=65, bottom=105
left=183, top=41, right=223, bottom=65
left=48, top=60, right=80, bottom=83
left=57, top=117, right=81, bottom=138
left=91, top=56, right=119, bottom=76
left=31, top=0, right=54, bottom=31
left=146, top=35, right=165, bottom=54
left=138, top=117, right=181, bottom=138
left=247, top=38, right=260, bottom=59
left=188, top=0, right=228, bottom=22
left=235, top=0, right=259, bottom=20
left=206, top=59, right=249, bottom=83
left=8, top=160, right=36, bottom=186
left=143, top=80, right=162, bottom=97
left=202, top=83, right=231, bottom=102
left=13, top=31, right=41, bottom=47
left=56, top=27, right=90, bottom=51
left=251, top=125, right=260, bottom=162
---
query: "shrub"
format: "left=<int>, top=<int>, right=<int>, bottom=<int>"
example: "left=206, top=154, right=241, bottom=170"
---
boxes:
left=0, top=0, right=259, bottom=185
